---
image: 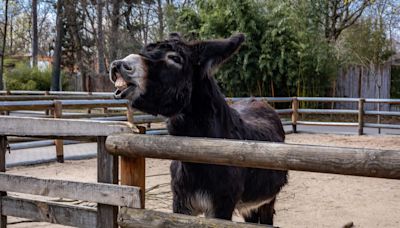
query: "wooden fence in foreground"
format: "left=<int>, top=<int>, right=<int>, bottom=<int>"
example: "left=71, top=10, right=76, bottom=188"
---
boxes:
left=0, top=115, right=399, bottom=227
left=0, top=98, right=165, bottom=163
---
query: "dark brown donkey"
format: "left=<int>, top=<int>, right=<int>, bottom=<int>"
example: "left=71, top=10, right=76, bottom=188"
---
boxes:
left=109, top=33, right=287, bottom=225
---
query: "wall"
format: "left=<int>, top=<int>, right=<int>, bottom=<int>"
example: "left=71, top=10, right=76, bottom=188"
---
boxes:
left=335, top=63, right=391, bottom=110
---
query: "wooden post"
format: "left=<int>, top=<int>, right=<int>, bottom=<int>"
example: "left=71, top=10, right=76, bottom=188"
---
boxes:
left=126, top=106, right=134, bottom=124
left=121, top=106, right=146, bottom=209
left=291, top=97, right=298, bottom=133
left=44, top=91, right=50, bottom=116
left=4, top=91, right=10, bottom=116
left=53, top=101, right=64, bottom=163
left=358, top=98, right=365, bottom=136
left=0, top=136, right=7, bottom=228
left=97, top=136, right=118, bottom=228
left=87, top=92, right=92, bottom=114
left=377, top=101, right=381, bottom=134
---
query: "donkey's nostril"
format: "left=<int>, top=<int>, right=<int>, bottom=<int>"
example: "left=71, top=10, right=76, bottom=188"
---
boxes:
left=121, top=62, right=134, bottom=72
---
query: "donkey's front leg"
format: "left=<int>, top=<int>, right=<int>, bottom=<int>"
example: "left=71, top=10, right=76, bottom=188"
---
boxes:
left=208, top=197, right=236, bottom=220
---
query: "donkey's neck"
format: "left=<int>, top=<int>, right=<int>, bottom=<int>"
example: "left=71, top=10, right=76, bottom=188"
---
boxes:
left=167, top=77, right=238, bottom=138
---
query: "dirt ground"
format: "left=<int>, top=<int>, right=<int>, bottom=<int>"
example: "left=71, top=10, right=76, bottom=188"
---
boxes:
left=6, top=133, right=400, bottom=228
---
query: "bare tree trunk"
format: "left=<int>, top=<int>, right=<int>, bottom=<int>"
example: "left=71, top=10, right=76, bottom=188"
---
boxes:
left=51, top=0, right=64, bottom=91
left=97, top=0, right=106, bottom=74
left=32, top=0, right=39, bottom=67
left=9, top=16, right=13, bottom=55
left=0, top=0, right=9, bottom=90
left=64, top=0, right=90, bottom=91
left=109, top=0, right=121, bottom=61
left=157, top=0, right=164, bottom=40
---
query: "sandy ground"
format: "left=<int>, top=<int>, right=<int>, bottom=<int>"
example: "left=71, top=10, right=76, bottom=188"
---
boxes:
left=5, top=133, right=400, bottom=228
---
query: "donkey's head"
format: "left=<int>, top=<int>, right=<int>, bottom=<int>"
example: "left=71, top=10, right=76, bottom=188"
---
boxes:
left=110, top=33, right=245, bottom=116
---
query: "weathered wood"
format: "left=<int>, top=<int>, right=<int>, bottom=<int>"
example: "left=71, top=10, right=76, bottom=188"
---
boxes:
left=291, top=97, right=298, bottom=133
left=358, top=98, right=365, bottom=135
left=118, top=207, right=273, bottom=228
left=0, top=116, right=134, bottom=137
left=60, top=99, right=127, bottom=109
left=2, top=196, right=96, bottom=228
left=0, top=95, right=113, bottom=101
left=60, top=112, right=126, bottom=119
left=53, top=101, right=64, bottom=163
left=336, top=64, right=392, bottom=110
left=121, top=157, right=145, bottom=209
left=123, top=107, right=146, bottom=209
left=106, top=134, right=400, bottom=179
left=298, top=109, right=358, bottom=115
left=0, top=173, right=140, bottom=207
left=97, top=136, right=119, bottom=228
left=0, top=100, right=53, bottom=111
left=0, top=100, right=127, bottom=112
left=296, top=121, right=358, bottom=126
left=126, top=106, right=134, bottom=124
left=0, top=136, right=6, bottom=228
left=364, top=123, right=400, bottom=129
left=298, top=97, right=360, bottom=102
left=44, top=91, right=50, bottom=116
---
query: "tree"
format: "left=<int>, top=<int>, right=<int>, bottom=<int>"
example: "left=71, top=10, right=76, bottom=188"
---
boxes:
left=51, top=0, right=64, bottom=91
left=308, top=0, right=373, bottom=42
left=96, top=0, right=106, bottom=73
left=32, top=0, right=38, bottom=67
left=109, top=0, right=121, bottom=61
left=156, top=0, right=164, bottom=40
left=0, top=0, right=9, bottom=90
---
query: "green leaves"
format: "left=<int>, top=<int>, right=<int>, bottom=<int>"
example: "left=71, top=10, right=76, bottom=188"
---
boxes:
left=165, top=0, right=379, bottom=98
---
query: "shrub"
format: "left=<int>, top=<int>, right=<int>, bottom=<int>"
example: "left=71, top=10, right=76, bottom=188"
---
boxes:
left=4, top=63, right=68, bottom=91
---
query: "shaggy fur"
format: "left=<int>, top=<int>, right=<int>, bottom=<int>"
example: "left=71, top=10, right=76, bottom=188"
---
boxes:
left=110, top=33, right=288, bottom=225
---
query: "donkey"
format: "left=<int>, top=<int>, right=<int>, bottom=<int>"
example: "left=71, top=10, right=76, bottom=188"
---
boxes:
left=109, top=33, right=288, bottom=225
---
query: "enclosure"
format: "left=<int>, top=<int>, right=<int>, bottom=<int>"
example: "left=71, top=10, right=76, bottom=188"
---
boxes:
left=0, top=94, right=399, bottom=227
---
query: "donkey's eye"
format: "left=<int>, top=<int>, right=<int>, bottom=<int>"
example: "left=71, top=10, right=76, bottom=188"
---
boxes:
left=168, top=55, right=182, bottom=64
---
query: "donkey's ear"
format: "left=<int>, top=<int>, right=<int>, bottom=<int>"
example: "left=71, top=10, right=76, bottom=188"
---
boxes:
left=168, top=32, right=182, bottom=41
left=192, top=33, right=245, bottom=71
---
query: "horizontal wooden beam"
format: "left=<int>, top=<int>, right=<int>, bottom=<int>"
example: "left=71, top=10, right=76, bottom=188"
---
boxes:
left=364, top=123, right=400, bottom=129
left=0, top=173, right=141, bottom=207
left=60, top=99, right=128, bottom=109
left=298, top=109, right=358, bottom=115
left=106, top=134, right=400, bottom=179
left=0, top=95, right=113, bottom=101
left=297, top=97, right=360, bottom=102
left=0, top=101, right=53, bottom=111
left=2, top=196, right=97, bottom=228
left=0, top=100, right=128, bottom=111
left=118, top=207, right=272, bottom=228
left=0, top=116, right=134, bottom=137
left=296, top=121, right=358, bottom=126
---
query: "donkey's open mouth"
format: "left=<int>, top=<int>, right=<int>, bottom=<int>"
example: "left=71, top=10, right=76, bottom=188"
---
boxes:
left=111, top=70, right=136, bottom=99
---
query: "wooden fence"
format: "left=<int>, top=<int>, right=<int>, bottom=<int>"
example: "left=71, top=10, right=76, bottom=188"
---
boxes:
left=0, top=117, right=139, bottom=228
left=0, top=116, right=275, bottom=227
left=0, top=116, right=399, bottom=227
left=104, top=128, right=399, bottom=227
left=0, top=99, right=164, bottom=163
left=1, top=94, right=400, bottom=165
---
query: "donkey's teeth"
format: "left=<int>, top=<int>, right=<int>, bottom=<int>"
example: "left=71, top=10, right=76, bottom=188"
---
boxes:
left=115, top=75, right=128, bottom=90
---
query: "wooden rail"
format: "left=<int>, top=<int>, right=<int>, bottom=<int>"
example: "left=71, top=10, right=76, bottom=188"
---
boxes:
left=0, top=116, right=141, bottom=228
left=1, top=95, right=400, bottom=158
left=106, top=134, right=400, bottom=179
left=0, top=112, right=399, bottom=227
left=2, top=196, right=97, bottom=228
left=0, top=173, right=140, bottom=207
left=118, top=207, right=270, bottom=228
